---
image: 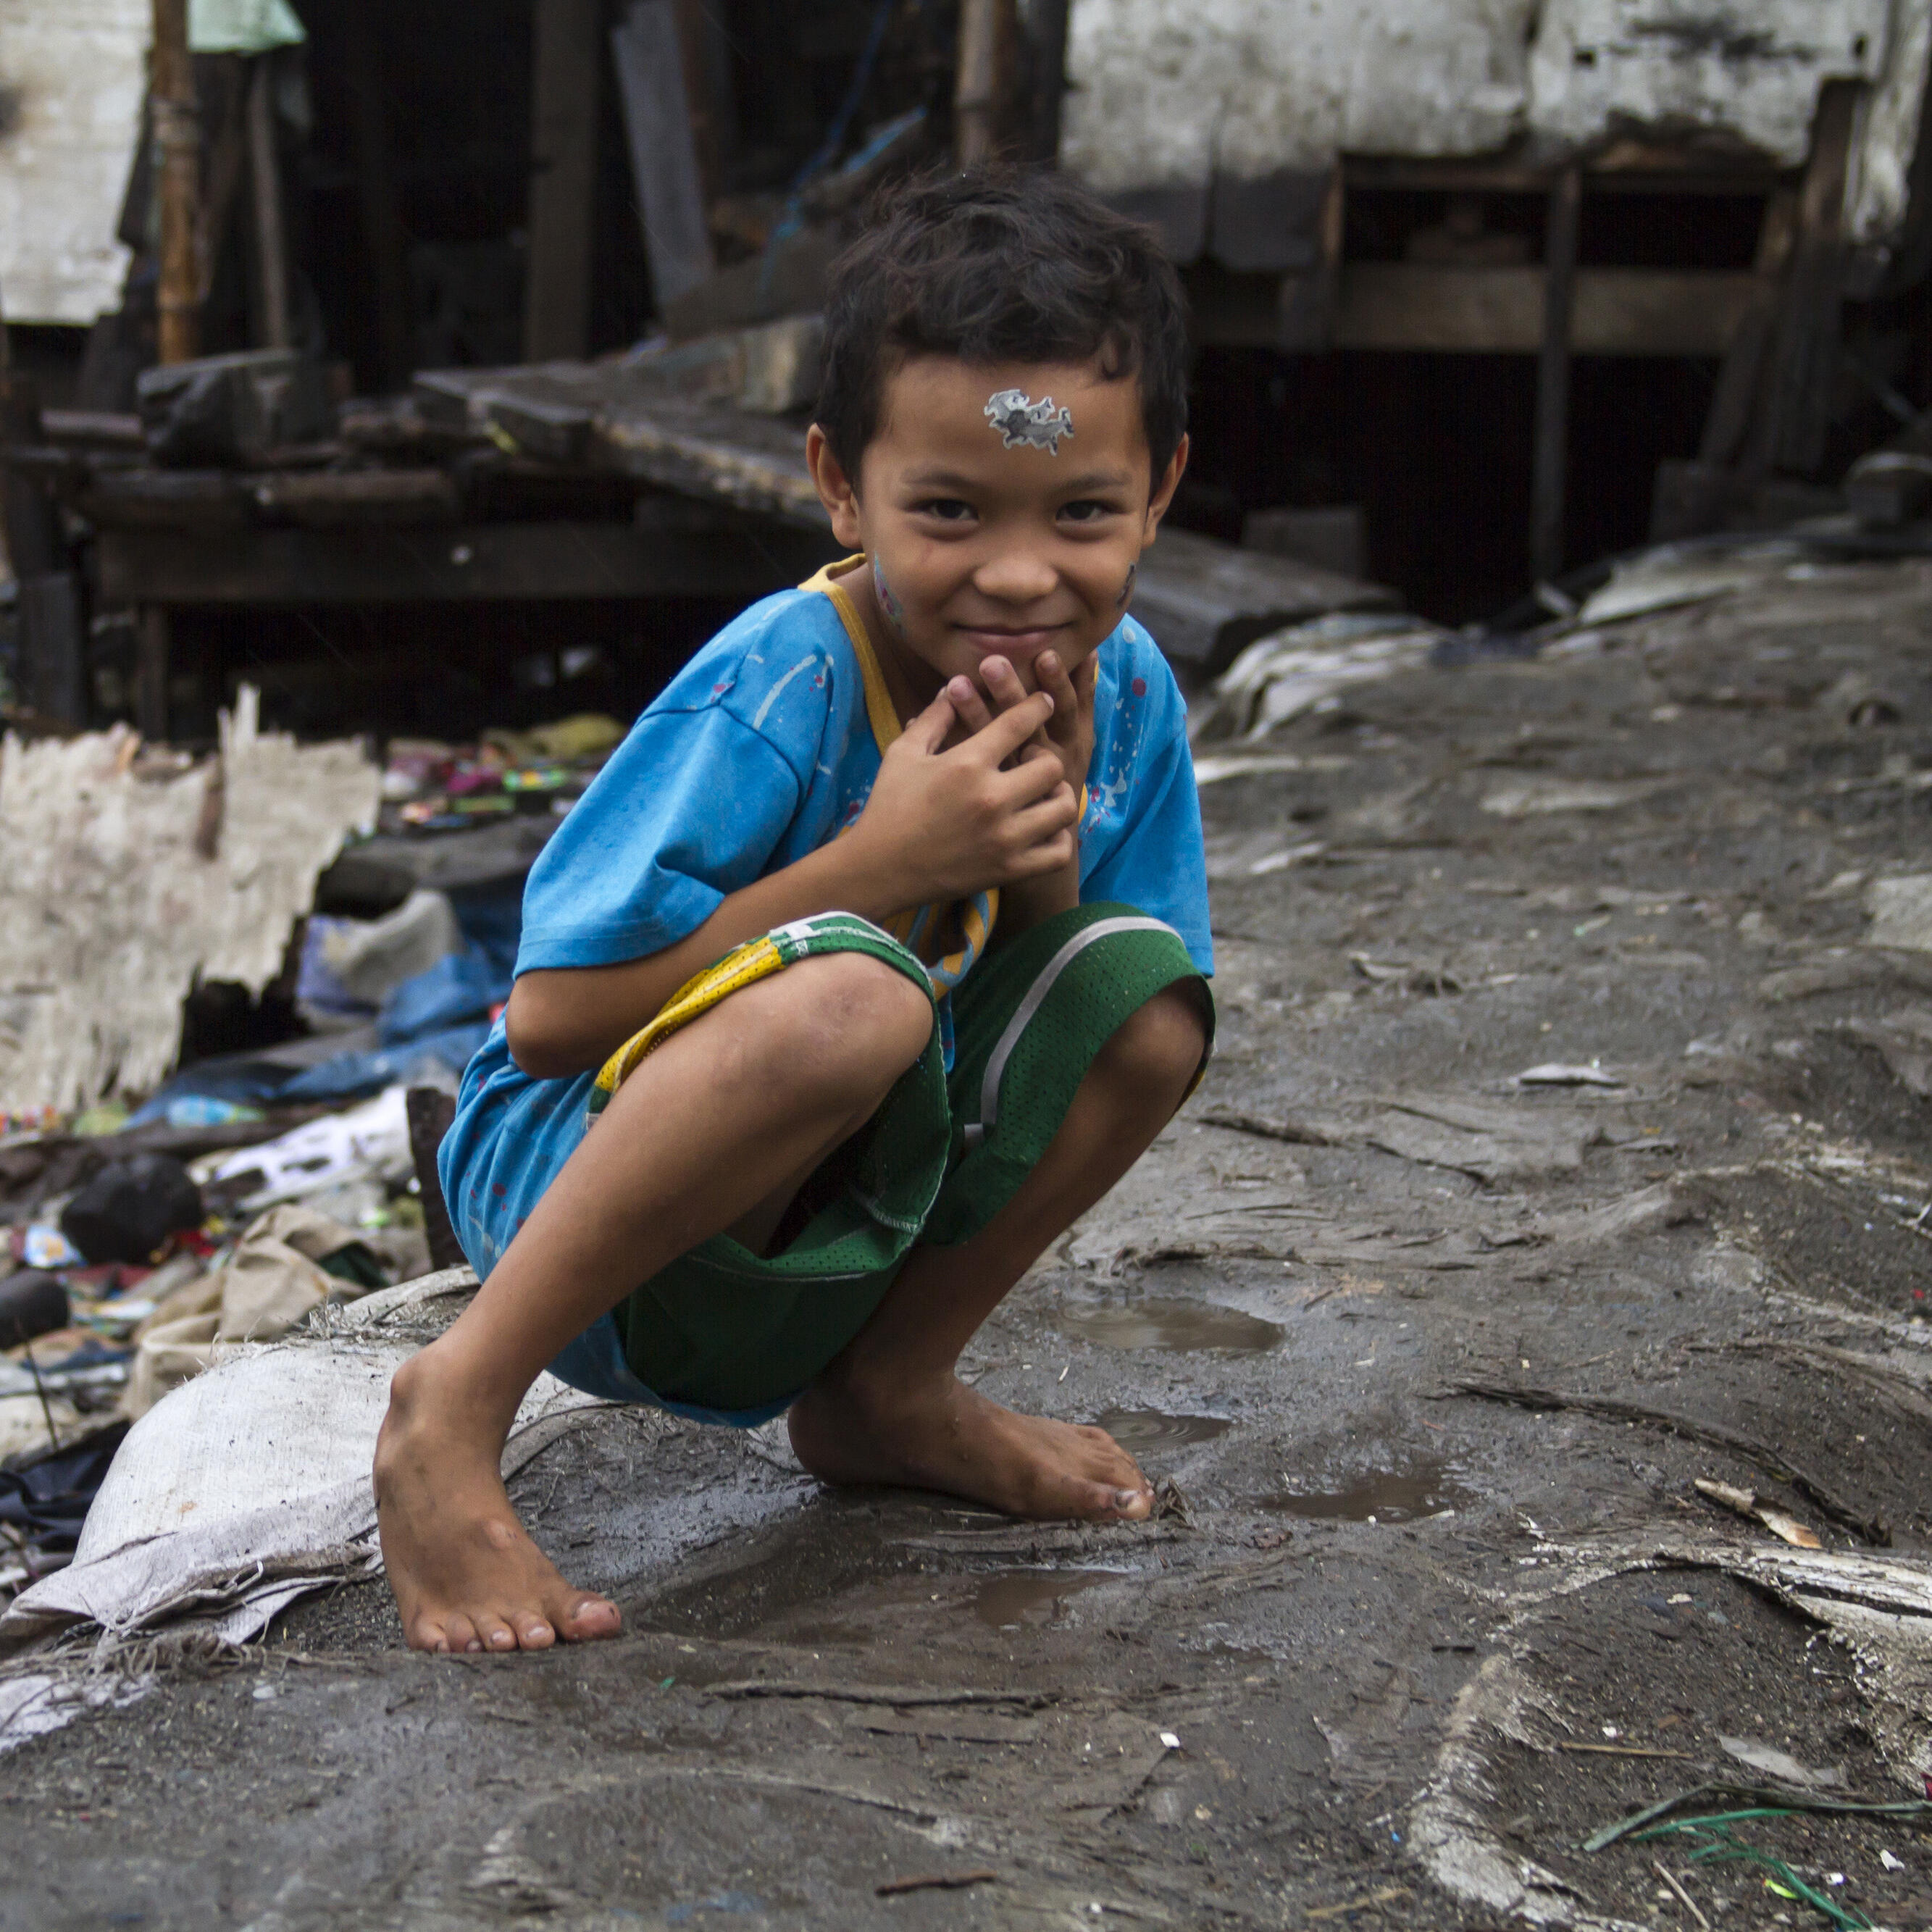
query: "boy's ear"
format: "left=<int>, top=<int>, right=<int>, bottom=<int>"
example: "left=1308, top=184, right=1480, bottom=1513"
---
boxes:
left=806, top=425, right=866, bottom=550
left=1142, top=432, right=1189, bottom=540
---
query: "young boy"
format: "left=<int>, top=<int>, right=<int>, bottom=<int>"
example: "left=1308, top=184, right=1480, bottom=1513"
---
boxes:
left=375, top=170, right=1215, bottom=1655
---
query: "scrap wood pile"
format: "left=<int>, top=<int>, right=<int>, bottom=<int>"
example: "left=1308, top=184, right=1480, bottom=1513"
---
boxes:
left=0, top=692, right=632, bottom=1607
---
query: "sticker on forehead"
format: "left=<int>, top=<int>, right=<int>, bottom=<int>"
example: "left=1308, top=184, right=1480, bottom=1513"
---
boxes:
left=984, top=388, right=1074, bottom=454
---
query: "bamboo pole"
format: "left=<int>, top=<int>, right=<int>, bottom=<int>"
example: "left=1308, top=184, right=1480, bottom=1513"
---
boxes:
left=955, top=0, right=1016, bottom=168
left=247, top=59, right=292, bottom=348
left=151, top=0, right=202, bottom=364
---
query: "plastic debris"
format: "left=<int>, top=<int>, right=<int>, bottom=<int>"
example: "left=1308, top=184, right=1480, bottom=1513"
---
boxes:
left=19, top=1227, right=83, bottom=1271
left=60, top=1153, right=204, bottom=1266
left=1513, top=1063, right=1624, bottom=1087
left=0, top=1271, right=70, bottom=1350
left=1694, top=1477, right=1824, bottom=1550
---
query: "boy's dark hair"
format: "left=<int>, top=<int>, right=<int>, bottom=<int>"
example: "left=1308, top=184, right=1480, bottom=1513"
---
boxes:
left=816, top=168, right=1189, bottom=487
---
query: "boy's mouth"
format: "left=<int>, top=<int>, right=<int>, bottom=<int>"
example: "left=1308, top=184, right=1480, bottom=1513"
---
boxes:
left=954, top=622, right=1071, bottom=656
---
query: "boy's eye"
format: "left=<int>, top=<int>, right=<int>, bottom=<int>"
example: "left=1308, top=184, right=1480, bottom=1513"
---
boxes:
left=914, top=498, right=977, bottom=522
left=1059, top=499, right=1118, bottom=524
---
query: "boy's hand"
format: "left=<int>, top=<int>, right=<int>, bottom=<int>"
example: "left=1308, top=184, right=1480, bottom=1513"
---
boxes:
left=945, top=651, right=1097, bottom=802
left=853, top=686, right=1079, bottom=908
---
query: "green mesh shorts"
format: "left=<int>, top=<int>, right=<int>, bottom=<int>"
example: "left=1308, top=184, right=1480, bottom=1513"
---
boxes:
left=551, top=903, right=1210, bottom=1422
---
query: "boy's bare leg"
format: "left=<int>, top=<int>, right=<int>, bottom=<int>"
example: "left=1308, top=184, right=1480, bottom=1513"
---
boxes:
left=788, top=983, right=1208, bottom=1521
left=375, top=954, right=933, bottom=1654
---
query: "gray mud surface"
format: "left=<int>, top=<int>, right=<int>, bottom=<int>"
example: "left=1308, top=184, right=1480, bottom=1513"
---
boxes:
left=5, top=557, right=1932, bottom=1929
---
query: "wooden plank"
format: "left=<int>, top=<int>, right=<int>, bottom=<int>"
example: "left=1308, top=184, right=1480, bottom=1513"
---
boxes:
left=1331, top=265, right=1764, bottom=356
left=1698, top=188, right=1797, bottom=468
left=1132, top=525, right=1397, bottom=669
left=409, top=364, right=1397, bottom=663
left=524, top=0, right=604, bottom=361
left=96, top=519, right=822, bottom=606
left=1530, top=166, right=1581, bottom=585
left=1346, top=154, right=1780, bottom=196
left=1757, top=82, right=1857, bottom=476
left=611, top=0, right=715, bottom=310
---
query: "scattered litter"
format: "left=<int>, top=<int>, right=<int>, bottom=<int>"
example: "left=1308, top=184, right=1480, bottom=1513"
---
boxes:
left=1189, top=750, right=1305, bottom=786
left=0, top=1272, right=68, bottom=1349
left=1193, top=613, right=1444, bottom=743
left=20, top=1228, right=82, bottom=1271
left=1513, top=1063, right=1624, bottom=1087
left=1584, top=1783, right=1932, bottom=1853
left=61, top=1153, right=202, bottom=1265
left=1577, top=540, right=1804, bottom=627
left=1159, top=1731, right=1182, bottom=1749
left=0, top=1270, right=603, bottom=1665
left=1304, top=1887, right=1411, bottom=1923
left=1481, top=776, right=1670, bottom=817
left=1718, top=1735, right=1845, bottom=1790
left=1694, top=1477, right=1825, bottom=1550
left=198, top=1084, right=414, bottom=1213
left=1883, top=1850, right=1908, bottom=1872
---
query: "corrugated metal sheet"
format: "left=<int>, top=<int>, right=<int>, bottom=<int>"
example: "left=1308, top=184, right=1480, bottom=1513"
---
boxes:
left=0, top=0, right=147, bottom=326
left=1064, top=0, right=1929, bottom=256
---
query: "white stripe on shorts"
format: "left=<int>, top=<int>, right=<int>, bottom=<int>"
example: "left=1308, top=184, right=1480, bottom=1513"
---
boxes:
left=960, top=915, right=1179, bottom=1150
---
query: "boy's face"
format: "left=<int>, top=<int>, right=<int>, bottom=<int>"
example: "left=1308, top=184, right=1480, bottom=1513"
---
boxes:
left=808, top=356, right=1187, bottom=702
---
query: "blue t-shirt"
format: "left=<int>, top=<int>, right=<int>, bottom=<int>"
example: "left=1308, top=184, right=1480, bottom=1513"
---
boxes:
left=438, top=564, right=1213, bottom=1277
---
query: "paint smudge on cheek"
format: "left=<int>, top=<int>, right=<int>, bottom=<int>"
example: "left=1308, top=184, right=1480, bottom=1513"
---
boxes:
left=872, top=556, right=907, bottom=634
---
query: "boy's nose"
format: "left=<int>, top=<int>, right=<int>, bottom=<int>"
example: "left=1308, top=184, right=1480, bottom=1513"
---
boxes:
left=971, top=549, right=1058, bottom=603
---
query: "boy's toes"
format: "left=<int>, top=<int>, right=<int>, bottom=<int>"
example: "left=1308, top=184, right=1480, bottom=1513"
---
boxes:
left=438, top=1613, right=481, bottom=1655
left=555, top=1591, right=622, bottom=1642
left=511, top=1610, right=558, bottom=1649
left=406, top=1612, right=452, bottom=1654
left=472, top=1612, right=518, bottom=1652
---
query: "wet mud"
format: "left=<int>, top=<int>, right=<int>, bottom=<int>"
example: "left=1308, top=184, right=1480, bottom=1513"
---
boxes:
left=4, top=554, right=1932, bottom=1928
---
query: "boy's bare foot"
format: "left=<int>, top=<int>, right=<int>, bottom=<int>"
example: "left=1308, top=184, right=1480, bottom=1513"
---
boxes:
left=374, top=1352, right=622, bottom=1654
left=787, top=1365, right=1153, bottom=1521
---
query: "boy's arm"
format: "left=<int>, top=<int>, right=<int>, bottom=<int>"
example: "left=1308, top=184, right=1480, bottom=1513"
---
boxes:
left=508, top=687, right=1076, bottom=1078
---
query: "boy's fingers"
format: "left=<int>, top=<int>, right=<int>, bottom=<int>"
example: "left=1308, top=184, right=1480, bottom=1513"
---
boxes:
left=903, top=688, right=957, bottom=755
left=994, top=746, right=1073, bottom=811
left=1008, top=786, right=1079, bottom=848
left=945, top=674, right=995, bottom=736
left=966, top=690, right=1055, bottom=764
left=980, top=654, right=1032, bottom=714
left=1036, top=651, right=1079, bottom=741
left=1006, top=826, right=1077, bottom=877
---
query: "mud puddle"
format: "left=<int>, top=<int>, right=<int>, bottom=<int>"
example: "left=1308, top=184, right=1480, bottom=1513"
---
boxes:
left=1264, top=1459, right=1471, bottom=1523
left=1094, top=1408, right=1233, bottom=1450
left=1056, top=1295, right=1284, bottom=1352
left=973, top=1568, right=1129, bottom=1630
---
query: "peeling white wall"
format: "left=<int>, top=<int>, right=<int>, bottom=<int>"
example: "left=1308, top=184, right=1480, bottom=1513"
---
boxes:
left=1066, top=0, right=1931, bottom=253
left=0, top=0, right=147, bottom=325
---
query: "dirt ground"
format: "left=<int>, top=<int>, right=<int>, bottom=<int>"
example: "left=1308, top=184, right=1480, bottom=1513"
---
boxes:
left=4, top=551, right=1932, bottom=1931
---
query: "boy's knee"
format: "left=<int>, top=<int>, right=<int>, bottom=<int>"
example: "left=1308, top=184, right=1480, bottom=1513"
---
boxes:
left=1090, top=983, right=1208, bottom=1111
left=773, top=951, right=932, bottom=1092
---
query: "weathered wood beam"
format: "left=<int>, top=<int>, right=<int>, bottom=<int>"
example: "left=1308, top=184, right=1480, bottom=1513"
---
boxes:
left=95, top=519, right=826, bottom=606
left=151, top=0, right=202, bottom=364
left=1291, top=266, right=1763, bottom=356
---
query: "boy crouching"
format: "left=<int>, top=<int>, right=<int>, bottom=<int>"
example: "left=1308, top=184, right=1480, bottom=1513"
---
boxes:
left=375, top=170, right=1215, bottom=1654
